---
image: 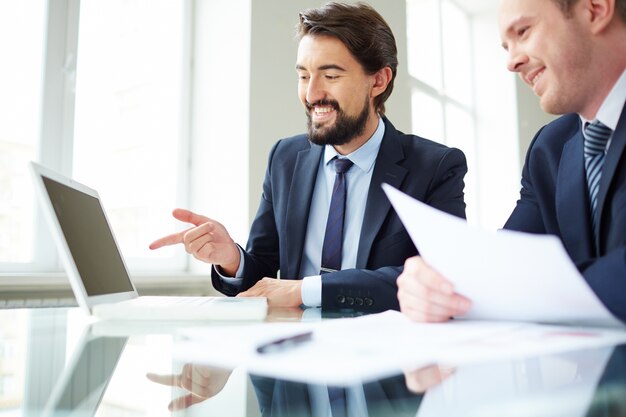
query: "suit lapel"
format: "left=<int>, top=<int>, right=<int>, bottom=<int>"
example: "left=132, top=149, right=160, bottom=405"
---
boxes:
left=356, top=121, right=407, bottom=268
left=595, top=105, right=626, bottom=253
left=555, top=129, right=595, bottom=260
left=284, top=144, right=323, bottom=277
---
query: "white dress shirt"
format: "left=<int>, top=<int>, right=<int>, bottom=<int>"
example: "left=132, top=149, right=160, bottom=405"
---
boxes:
left=579, top=68, right=626, bottom=149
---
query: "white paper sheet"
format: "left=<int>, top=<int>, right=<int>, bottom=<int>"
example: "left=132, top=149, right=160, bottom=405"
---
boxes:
left=382, top=184, right=620, bottom=325
left=173, top=311, right=626, bottom=385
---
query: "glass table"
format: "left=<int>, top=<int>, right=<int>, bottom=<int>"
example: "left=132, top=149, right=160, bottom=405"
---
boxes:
left=0, top=306, right=625, bottom=417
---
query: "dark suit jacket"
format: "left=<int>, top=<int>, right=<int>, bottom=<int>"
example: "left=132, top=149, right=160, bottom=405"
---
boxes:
left=212, top=118, right=467, bottom=311
left=504, top=108, right=626, bottom=321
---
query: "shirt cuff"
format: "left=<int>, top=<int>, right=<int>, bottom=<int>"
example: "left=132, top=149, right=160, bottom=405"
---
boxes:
left=215, top=246, right=245, bottom=281
left=301, top=275, right=322, bottom=307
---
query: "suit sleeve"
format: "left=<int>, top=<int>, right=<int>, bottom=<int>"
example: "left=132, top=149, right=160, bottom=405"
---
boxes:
left=503, top=130, right=548, bottom=233
left=580, top=249, right=626, bottom=321
left=321, top=147, right=468, bottom=312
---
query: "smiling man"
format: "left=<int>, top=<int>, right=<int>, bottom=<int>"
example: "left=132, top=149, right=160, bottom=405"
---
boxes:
left=150, top=2, right=467, bottom=311
left=397, top=0, right=626, bottom=322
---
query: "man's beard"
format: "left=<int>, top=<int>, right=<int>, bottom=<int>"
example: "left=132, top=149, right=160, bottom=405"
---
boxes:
left=306, top=97, right=370, bottom=146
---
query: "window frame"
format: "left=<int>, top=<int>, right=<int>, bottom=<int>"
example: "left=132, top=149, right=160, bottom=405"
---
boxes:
left=406, top=0, right=480, bottom=223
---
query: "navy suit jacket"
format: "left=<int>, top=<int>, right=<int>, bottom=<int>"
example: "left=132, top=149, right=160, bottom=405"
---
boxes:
left=504, top=108, right=626, bottom=321
left=212, top=118, right=467, bottom=311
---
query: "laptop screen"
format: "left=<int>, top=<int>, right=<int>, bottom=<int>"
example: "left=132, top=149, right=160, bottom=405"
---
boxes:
left=42, top=176, right=134, bottom=296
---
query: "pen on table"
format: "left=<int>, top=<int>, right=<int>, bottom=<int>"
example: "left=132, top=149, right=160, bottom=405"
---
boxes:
left=256, top=331, right=314, bottom=354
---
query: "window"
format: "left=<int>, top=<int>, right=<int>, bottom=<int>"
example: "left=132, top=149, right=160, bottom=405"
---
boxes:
left=73, top=0, right=189, bottom=271
left=0, top=0, right=190, bottom=274
left=0, top=1, right=47, bottom=266
left=406, top=0, right=520, bottom=229
left=407, top=0, right=478, bottom=222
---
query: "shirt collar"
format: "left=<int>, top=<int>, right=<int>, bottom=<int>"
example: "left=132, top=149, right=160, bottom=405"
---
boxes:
left=580, top=68, right=626, bottom=130
left=323, top=115, right=385, bottom=173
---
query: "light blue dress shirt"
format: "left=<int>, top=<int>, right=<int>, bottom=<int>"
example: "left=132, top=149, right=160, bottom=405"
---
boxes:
left=219, top=116, right=385, bottom=307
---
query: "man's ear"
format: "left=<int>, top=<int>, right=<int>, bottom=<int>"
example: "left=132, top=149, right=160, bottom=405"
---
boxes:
left=371, top=67, right=393, bottom=99
left=585, top=0, right=615, bottom=34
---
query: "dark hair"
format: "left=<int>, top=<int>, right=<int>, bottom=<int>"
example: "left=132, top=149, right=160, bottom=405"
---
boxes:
left=552, top=0, right=626, bottom=23
left=297, top=2, right=398, bottom=115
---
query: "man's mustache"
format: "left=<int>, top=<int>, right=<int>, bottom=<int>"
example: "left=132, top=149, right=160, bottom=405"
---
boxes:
left=305, top=99, right=340, bottom=112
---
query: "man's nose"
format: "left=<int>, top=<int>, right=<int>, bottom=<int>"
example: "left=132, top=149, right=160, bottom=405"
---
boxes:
left=306, top=77, right=326, bottom=104
left=506, top=47, right=528, bottom=72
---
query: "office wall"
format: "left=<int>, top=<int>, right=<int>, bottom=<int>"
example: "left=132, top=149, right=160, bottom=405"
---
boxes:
left=515, top=76, right=557, bottom=168
left=190, top=0, right=251, bottom=251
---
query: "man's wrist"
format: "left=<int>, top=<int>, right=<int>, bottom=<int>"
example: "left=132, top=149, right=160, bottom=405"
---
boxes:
left=218, top=263, right=239, bottom=277
left=216, top=245, right=245, bottom=278
left=222, top=245, right=242, bottom=275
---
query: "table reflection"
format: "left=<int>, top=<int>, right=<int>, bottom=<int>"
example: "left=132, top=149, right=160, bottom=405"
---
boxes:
left=41, top=332, right=127, bottom=417
left=2, top=307, right=626, bottom=417
left=148, top=345, right=626, bottom=417
left=147, top=365, right=233, bottom=411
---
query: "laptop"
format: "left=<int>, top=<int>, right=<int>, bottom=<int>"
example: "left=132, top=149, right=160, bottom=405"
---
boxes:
left=30, top=162, right=267, bottom=321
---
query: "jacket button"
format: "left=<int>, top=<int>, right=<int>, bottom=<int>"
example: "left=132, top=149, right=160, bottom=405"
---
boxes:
left=364, top=298, right=373, bottom=306
left=355, top=297, right=363, bottom=306
left=336, top=295, right=346, bottom=304
left=346, top=297, right=354, bottom=306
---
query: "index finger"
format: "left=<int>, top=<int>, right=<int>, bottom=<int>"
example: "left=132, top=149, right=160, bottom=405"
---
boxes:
left=149, top=208, right=212, bottom=250
left=146, top=372, right=181, bottom=387
left=149, top=230, right=188, bottom=250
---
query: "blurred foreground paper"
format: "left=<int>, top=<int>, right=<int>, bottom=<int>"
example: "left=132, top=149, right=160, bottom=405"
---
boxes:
left=173, top=311, right=626, bottom=386
left=382, top=184, right=620, bottom=325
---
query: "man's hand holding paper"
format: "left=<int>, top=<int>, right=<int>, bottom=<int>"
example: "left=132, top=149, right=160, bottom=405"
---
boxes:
left=397, top=256, right=471, bottom=322
left=383, top=184, right=619, bottom=325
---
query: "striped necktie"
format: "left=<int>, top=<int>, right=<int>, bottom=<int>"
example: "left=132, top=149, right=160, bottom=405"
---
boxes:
left=320, top=157, right=353, bottom=274
left=583, top=120, right=612, bottom=237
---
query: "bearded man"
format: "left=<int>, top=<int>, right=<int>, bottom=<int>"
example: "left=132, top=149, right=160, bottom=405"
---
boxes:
left=151, top=2, right=467, bottom=312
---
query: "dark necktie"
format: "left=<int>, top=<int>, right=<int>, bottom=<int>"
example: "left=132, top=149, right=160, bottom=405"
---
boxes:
left=320, top=158, right=354, bottom=274
left=583, top=120, right=612, bottom=237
